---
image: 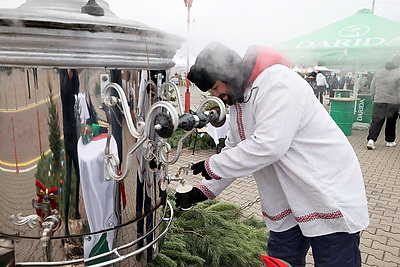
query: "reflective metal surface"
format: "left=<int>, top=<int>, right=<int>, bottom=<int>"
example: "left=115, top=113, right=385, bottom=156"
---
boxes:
left=0, top=66, right=226, bottom=265
left=0, top=68, right=175, bottom=265
left=0, top=1, right=185, bottom=265
left=0, top=0, right=183, bottom=69
left=0, top=1, right=228, bottom=265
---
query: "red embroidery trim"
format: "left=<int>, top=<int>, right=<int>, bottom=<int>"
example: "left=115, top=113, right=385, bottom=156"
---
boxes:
left=235, top=104, right=246, bottom=140
left=262, top=209, right=344, bottom=223
left=205, top=159, right=222, bottom=180
left=262, top=209, right=292, bottom=221
left=196, top=184, right=216, bottom=199
left=295, top=210, right=344, bottom=223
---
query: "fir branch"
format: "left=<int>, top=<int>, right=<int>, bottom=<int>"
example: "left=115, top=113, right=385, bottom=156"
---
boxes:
left=182, top=230, right=204, bottom=238
left=149, top=195, right=269, bottom=267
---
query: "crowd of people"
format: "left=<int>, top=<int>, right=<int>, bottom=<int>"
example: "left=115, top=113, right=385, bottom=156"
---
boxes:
left=299, top=56, right=400, bottom=151
left=302, top=70, right=374, bottom=105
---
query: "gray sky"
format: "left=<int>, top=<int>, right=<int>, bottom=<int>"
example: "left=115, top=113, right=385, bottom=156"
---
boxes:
left=106, top=0, right=400, bottom=57
left=2, top=0, right=400, bottom=59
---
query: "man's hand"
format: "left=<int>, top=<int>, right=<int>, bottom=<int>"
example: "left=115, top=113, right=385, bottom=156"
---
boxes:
left=175, top=187, right=208, bottom=209
left=191, top=161, right=212, bottom=180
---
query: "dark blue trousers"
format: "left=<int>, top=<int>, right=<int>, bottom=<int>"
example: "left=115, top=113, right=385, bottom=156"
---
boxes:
left=268, top=225, right=361, bottom=267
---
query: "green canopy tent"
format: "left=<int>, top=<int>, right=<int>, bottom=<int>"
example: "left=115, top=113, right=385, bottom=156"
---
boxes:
left=277, top=9, right=400, bottom=72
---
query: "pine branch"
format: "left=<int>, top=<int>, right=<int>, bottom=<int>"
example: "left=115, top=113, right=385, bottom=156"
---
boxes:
left=149, top=195, right=269, bottom=267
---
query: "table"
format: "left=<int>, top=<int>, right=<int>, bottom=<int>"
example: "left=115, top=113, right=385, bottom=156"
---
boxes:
left=206, top=114, right=230, bottom=146
left=78, top=135, right=118, bottom=259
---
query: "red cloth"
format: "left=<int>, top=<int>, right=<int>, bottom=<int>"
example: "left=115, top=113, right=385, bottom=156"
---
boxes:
left=184, top=0, right=193, bottom=7
left=35, top=179, right=61, bottom=234
left=260, top=255, right=292, bottom=267
left=35, top=179, right=59, bottom=214
left=116, top=168, right=127, bottom=209
left=92, top=133, right=108, bottom=141
left=246, top=46, right=291, bottom=87
left=119, top=181, right=127, bottom=209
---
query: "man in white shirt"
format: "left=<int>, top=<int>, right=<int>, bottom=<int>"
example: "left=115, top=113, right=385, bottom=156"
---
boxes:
left=179, top=42, right=369, bottom=267
left=315, top=72, right=329, bottom=104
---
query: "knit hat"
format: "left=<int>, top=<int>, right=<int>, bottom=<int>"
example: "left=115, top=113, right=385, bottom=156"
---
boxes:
left=187, top=42, right=245, bottom=99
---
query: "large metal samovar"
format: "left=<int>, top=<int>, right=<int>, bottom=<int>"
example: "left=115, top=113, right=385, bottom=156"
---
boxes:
left=0, top=1, right=227, bottom=266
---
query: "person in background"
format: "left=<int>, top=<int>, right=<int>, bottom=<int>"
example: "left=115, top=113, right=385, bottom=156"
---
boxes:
left=325, top=72, right=331, bottom=89
left=346, top=72, right=355, bottom=90
left=328, top=73, right=338, bottom=99
left=305, top=71, right=317, bottom=94
left=178, top=42, right=369, bottom=267
left=366, top=55, right=400, bottom=150
left=366, top=72, right=374, bottom=92
left=338, top=74, right=346, bottom=89
left=357, top=72, right=369, bottom=93
left=315, top=71, right=329, bottom=104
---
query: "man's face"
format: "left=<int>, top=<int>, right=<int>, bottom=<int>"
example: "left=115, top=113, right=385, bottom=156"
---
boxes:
left=211, top=81, right=235, bottom=105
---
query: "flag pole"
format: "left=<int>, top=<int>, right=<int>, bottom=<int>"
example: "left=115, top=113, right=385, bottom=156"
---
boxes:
left=184, top=0, right=192, bottom=113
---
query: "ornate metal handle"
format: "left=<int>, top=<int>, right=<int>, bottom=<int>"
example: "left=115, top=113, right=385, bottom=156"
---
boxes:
left=158, top=96, right=226, bottom=165
left=104, top=101, right=179, bottom=181
left=161, top=81, right=184, bottom=115
left=139, top=79, right=184, bottom=116
left=102, top=82, right=145, bottom=138
left=10, top=202, right=61, bottom=254
left=197, top=96, right=226, bottom=123
left=9, top=213, right=41, bottom=229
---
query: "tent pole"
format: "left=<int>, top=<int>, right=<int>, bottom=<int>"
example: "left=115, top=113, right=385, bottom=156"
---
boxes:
left=353, top=62, right=360, bottom=114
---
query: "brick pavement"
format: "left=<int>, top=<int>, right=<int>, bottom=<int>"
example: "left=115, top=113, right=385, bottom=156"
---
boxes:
left=168, top=119, right=400, bottom=266
left=0, top=69, right=60, bottom=173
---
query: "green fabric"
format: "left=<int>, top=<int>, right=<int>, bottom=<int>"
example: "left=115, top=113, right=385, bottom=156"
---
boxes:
left=276, top=9, right=400, bottom=71
left=87, top=233, right=111, bottom=266
left=91, top=123, right=100, bottom=136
